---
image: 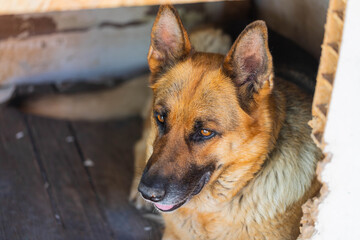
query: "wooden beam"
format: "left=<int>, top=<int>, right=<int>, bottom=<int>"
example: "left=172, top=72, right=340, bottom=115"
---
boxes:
left=0, top=0, right=226, bottom=15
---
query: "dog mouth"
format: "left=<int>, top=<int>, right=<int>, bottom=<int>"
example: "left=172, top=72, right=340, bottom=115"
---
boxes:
left=153, top=171, right=212, bottom=212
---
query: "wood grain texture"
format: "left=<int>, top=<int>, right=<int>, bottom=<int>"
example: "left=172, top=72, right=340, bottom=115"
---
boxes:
left=0, top=0, right=227, bottom=14
left=0, top=8, right=154, bottom=86
left=0, top=106, right=63, bottom=240
left=17, top=84, right=113, bottom=240
left=1, top=83, right=162, bottom=239
left=25, top=114, right=114, bottom=240
left=71, top=118, right=163, bottom=240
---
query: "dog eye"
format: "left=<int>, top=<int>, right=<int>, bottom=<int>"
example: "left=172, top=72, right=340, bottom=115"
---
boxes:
left=154, top=112, right=167, bottom=134
left=198, top=129, right=215, bottom=140
left=200, top=129, right=212, bottom=137
left=156, top=113, right=165, bottom=123
left=189, top=128, right=216, bottom=142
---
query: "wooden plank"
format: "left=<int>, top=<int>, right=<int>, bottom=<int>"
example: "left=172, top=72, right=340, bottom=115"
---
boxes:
left=25, top=105, right=114, bottom=240
left=0, top=8, right=154, bottom=86
left=71, top=118, right=163, bottom=240
left=0, top=105, right=63, bottom=240
left=0, top=0, right=227, bottom=15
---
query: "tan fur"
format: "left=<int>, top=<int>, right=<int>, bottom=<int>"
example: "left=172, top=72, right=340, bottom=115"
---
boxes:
left=135, top=62, right=321, bottom=240
left=155, top=79, right=321, bottom=240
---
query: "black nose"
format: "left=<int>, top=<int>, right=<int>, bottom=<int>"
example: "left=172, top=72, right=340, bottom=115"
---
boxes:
left=138, top=181, right=166, bottom=202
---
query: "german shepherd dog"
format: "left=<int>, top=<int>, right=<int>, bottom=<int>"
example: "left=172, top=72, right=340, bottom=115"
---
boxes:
left=18, top=5, right=321, bottom=240
left=133, top=5, right=321, bottom=240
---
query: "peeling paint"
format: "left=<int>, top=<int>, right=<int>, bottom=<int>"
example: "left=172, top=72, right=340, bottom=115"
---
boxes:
left=0, top=15, right=150, bottom=41
left=0, top=15, right=57, bottom=41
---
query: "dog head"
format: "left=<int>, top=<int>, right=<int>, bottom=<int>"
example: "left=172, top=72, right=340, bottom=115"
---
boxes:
left=138, top=5, right=276, bottom=212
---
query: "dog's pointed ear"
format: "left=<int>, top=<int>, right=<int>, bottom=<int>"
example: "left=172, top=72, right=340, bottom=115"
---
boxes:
left=148, top=5, right=192, bottom=84
left=223, top=21, right=273, bottom=113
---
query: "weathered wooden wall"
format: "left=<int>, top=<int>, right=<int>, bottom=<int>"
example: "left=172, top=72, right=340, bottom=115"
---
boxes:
left=0, top=7, right=155, bottom=86
left=0, top=0, right=229, bottom=14
left=0, top=3, right=240, bottom=88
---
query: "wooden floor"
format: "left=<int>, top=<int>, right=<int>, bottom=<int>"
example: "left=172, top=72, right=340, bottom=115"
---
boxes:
left=0, top=86, right=163, bottom=240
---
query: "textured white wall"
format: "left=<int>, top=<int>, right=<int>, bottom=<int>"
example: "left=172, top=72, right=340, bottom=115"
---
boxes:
left=313, top=0, right=360, bottom=239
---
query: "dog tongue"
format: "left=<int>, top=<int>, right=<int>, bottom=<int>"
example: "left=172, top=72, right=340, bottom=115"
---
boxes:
left=154, top=203, right=174, bottom=211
